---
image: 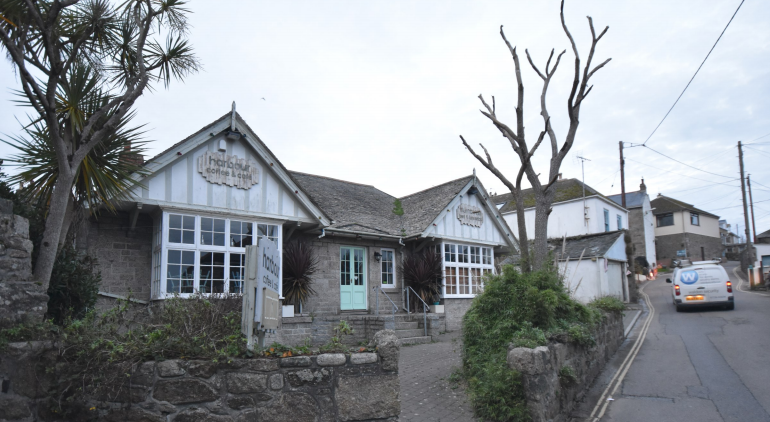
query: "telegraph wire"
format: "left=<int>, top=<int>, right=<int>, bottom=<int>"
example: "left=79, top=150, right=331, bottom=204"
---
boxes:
left=642, top=0, right=745, bottom=146
left=640, top=145, right=735, bottom=179
left=624, top=156, right=736, bottom=185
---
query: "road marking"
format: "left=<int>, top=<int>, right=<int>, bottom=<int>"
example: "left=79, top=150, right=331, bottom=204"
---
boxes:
left=587, top=280, right=655, bottom=421
left=732, top=267, right=770, bottom=296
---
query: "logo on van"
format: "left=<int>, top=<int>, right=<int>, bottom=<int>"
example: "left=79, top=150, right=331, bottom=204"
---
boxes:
left=680, top=271, right=699, bottom=285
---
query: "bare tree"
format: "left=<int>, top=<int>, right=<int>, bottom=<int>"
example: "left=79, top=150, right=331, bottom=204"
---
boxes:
left=461, top=0, right=610, bottom=271
left=0, top=0, right=200, bottom=288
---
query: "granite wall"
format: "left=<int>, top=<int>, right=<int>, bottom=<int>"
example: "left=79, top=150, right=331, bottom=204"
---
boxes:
left=507, top=311, right=624, bottom=422
left=655, top=232, right=722, bottom=262
left=0, top=330, right=401, bottom=422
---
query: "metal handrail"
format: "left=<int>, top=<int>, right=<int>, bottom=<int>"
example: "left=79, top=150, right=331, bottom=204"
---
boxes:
left=374, top=285, right=398, bottom=325
left=404, top=286, right=428, bottom=337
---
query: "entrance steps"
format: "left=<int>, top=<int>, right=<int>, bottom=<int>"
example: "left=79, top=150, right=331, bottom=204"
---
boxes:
left=393, top=320, right=432, bottom=346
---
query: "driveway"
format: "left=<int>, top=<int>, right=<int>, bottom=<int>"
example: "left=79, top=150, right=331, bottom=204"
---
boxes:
left=399, top=331, right=476, bottom=422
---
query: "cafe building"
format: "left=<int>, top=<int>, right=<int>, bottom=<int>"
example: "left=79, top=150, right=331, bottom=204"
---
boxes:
left=82, top=108, right=518, bottom=345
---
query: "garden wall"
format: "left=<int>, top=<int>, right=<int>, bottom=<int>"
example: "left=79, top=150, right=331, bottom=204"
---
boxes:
left=507, top=311, right=624, bottom=422
left=0, top=330, right=401, bottom=422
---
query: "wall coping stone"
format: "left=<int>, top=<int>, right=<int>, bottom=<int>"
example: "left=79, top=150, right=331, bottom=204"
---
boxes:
left=350, top=353, right=378, bottom=365
left=316, top=353, right=347, bottom=366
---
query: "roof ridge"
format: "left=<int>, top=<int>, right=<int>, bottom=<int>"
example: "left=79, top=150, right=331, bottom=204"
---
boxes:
left=400, top=175, right=473, bottom=200
left=289, top=171, right=377, bottom=189
left=550, top=230, right=625, bottom=242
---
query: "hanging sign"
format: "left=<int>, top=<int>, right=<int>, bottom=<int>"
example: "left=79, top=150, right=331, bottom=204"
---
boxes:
left=456, top=204, right=484, bottom=227
left=241, top=237, right=281, bottom=350
left=198, top=151, right=259, bottom=189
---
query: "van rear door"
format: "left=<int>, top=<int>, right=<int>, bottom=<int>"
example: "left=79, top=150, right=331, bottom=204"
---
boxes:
left=678, top=267, right=727, bottom=302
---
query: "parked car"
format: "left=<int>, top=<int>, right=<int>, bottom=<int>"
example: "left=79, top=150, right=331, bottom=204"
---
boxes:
left=666, top=260, right=734, bottom=311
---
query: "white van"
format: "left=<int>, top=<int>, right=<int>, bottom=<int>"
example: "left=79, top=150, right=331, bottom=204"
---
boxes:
left=666, top=261, right=734, bottom=311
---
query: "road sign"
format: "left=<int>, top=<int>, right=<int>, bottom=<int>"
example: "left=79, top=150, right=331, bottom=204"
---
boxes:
left=677, top=250, right=686, bottom=257
left=241, top=237, right=281, bottom=350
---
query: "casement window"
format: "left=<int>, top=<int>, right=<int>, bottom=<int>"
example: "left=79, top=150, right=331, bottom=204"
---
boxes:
left=690, top=213, right=700, bottom=226
left=443, top=242, right=494, bottom=298
left=617, top=215, right=622, bottom=230
left=154, top=212, right=281, bottom=298
left=604, top=209, right=610, bottom=232
left=381, top=248, right=395, bottom=287
left=657, top=213, right=674, bottom=227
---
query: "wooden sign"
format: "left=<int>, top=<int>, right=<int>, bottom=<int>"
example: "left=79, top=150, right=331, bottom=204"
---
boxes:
left=198, top=151, right=259, bottom=189
left=456, top=203, right=483, bottom=227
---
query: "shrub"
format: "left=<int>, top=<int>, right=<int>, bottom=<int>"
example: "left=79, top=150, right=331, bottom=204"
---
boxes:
left=462, top=265, right=601, bottom=421
left=46, top=246, right=100, bottom=325
left=282, top=239, right=318, bottom=308
left=589, top=296, right=625, bottom=314
left=400, top=249, right=443, bottom=310
left=559, top=365, right=577, bottom=386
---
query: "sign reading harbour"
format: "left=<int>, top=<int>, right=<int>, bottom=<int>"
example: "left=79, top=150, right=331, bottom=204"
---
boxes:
left=197, top=151, right=259, bottom=189
left=456, top=203, right=483, bottom=227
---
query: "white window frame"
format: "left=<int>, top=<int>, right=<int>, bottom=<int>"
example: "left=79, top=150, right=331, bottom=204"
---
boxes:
left=156, top=211, right=282, bottom=299
left=441, top=242, right=495, bottom=298
left=380, top=248, right=396, bottom=289
left=617, top=214, right=622, bottom=230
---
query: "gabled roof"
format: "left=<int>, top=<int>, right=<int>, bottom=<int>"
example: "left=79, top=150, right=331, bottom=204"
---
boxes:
left=757, top=229, right=770, bottom=239
left=289, top=172, right=402, bottom=236
left=650, top=195, right=719, bottom=219
left=608, top=190, right=647, bottom=209
left=400, top=176, right=474, bottom=236
left=491, top=178, right=611, bottom=214
left=548, top=231, right=625, bottom=260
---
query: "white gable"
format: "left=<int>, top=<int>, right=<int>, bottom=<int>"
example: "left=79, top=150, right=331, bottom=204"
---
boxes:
left=128, top=115, right=324, bottom=225
left=423, top=179, right=517, bottom=249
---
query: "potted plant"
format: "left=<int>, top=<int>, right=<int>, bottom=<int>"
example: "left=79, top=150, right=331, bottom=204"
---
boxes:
left=282, top=239, right=318, bottom=317
left=400, top=249, right=443, bottom=313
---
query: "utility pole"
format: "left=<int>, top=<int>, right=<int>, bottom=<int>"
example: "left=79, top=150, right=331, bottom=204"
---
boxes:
left=619, top=141, right=626, bottom=208
left=748, top=174, right=757, bottom=243
left=577, top=156, right=591, bottom=232
left=738, top=141, right=754, bottom=264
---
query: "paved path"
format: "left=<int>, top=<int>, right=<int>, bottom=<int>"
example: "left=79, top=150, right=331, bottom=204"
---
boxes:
left=572, top=262, right=770, bottom=422
left=399, top=331, right=476, bottom=422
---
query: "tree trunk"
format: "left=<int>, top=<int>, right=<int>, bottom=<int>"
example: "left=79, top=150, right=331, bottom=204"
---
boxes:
left=514, top=193, right=531, bottom=272
left=33, top=173, right=74, bottom=287
left=532, top=199, right=550, bottom=270
left=58, top=195, right=76, bottom=249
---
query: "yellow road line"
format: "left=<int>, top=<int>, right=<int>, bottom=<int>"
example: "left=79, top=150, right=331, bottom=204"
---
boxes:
left=732, top=266, right=770, bottom=296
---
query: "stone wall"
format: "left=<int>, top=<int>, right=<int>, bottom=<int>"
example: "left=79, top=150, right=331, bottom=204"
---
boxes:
left=443, top=298, right=473, bottom=331
left=0, top=199, right=47, bottom=329
left=279, top=315, right=386, bottom=347
left=507, top=311, right=624, bottom=422
left=627, top=208, right=647, bottom=260
left=82, top=212, right=154, bottom=302
left=0, top=330, right=401, bottom=422
left=655, top=232, right=722, bottom=262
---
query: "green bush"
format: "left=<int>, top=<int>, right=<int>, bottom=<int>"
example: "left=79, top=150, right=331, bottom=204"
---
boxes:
left=462, top=265, right=602, bottom=421
left=558, top=365, right=577, bottom=386
left=589, top=296, right=626, bottom=314
left=46, top=246, right=101, bottom=325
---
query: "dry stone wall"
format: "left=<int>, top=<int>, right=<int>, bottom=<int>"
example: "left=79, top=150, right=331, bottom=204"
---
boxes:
left=507, top=311, right=624, bottom=422
left=0, top=330, right=401, bottom=422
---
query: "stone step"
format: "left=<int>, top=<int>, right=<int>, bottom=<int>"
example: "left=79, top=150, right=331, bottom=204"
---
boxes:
left=395, top=321, right=419, bottom=330
left=398, top=336, right=432, bottom=346
left=395, top=328, right=425, bottom=338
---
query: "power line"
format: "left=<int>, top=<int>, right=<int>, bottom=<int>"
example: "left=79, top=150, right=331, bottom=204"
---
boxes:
left=744, top=131, right=770, bottom=145
left=641, top=145, right=735, bottom=179
left=642, top=0, right=745, bottom=146
left=624, top=156, right=736, bottom=185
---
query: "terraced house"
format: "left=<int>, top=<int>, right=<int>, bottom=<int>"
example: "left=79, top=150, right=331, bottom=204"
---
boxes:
left=79, top=108, right=517, bottom=346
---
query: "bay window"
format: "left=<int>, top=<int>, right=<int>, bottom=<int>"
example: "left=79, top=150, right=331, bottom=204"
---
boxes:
left=442, top=242, right=494, bottom=298
left=153, top=211, right=281, bottom=298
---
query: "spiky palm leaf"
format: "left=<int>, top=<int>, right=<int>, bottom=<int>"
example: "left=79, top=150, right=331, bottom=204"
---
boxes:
left=282, top=240, right=318, bottom=307
left=400, top=249, right=443, bottom=310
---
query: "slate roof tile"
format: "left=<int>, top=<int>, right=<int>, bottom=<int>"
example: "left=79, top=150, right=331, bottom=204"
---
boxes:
left=547, top=231, right=625, bottom=259
left=650, top=195, right=719, bottom=219
left=491, top=178, right=606, bottom=213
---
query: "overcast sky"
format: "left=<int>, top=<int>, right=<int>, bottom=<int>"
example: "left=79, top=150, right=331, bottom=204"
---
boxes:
left=1, top=0, right=769, bottom=239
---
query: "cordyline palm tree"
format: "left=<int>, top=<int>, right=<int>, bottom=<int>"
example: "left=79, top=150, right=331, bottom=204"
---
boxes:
left=2, top=64, right=150, bottom=246
left=282, top=240, right=318, bottom=311
left=0, top=0, right=200, bottom=287
left=400, top=249, right=443, bottom=312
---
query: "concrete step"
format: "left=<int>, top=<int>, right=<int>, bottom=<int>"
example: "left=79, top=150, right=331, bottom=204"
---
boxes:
left=395, top=321, right=419, bottom=330
left=395, top=329, right=425, bottom=339
left=398, top=336, right=432, bottom=346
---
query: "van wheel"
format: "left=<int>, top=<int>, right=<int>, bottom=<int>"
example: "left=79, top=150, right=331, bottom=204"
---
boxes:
left=726, top=302, right=735, bottom=311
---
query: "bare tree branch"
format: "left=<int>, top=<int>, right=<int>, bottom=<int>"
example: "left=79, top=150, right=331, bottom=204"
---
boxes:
left=459, top=135, right=516, bottom=193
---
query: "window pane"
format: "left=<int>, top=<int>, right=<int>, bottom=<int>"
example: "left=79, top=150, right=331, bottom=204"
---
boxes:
left=182, top=216, right=195, bottom=230
left=200, top=251, right=225, bottom=294
left=445, top=267, right=457, bottom=295
left=381, top=249, right=394, bottom=285
left=182, top=230, right=194, bottom=244
left=230, top=221, right=253, bottom=247
left=169, top=214, right=181, bottom=229
left=169, top=214, right=195, bottom=244
left=230, top=253, right=246, bottom=293
left=167, top=250, right=195, bottom=294
left=201, top=217, right=225, bottom=246
left=459, top=268, right=469, bottom=295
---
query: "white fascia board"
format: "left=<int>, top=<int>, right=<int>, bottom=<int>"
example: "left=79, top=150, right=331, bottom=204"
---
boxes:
left=419, top=179, right=518, bottom=250
left=136, top=200, right=319, bottom=225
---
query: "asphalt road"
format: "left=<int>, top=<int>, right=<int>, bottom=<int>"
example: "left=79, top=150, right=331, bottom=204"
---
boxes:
left=577, top=261, right=770, bottom=422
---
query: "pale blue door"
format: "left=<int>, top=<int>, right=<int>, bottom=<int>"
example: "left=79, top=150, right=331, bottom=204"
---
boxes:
left=340, top=247, right=367, bottom=310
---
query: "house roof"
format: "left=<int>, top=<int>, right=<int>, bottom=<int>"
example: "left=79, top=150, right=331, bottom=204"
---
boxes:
left=289, top=172, right=477, bottom=238
left=491, top=178, right=610, bottom=214
left=650, top=195, right=719, bottom=219
left=757, top=229, right=770, bottom=239
left=608, top=190, right=647, bottom=209
left=547, top=231, right=625, bottom=260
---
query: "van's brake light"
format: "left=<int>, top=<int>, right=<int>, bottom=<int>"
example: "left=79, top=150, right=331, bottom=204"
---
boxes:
left=727, top=281, right=733, bottom=293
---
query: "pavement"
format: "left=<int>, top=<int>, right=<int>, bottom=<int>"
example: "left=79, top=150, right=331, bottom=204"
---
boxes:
left=571, top=261, right=770, bottom=422
left=398, top=296, right=646, bottom=422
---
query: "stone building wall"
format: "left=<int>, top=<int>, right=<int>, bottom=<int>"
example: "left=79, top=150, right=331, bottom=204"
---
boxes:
left=627, top=208, right=647, bottom=261
left=655, top=232, right=722, bottom=262
left=0, top=199, right=47, bottom=329
left=444, top=298, right=473, bottom=331
left=0, top=330, right=401, bottom=422
left=507, top=311, right=624, bottom=422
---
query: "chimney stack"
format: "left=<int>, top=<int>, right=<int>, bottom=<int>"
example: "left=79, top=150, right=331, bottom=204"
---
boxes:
left=640, top=178, right=647, bottom=192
